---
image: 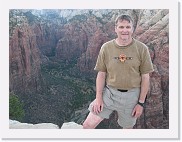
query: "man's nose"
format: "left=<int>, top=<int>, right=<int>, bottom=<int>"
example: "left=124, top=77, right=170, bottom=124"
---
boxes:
left=121, top=28, right=128, bottom=32
left=123, top=27, right=129, bottom=31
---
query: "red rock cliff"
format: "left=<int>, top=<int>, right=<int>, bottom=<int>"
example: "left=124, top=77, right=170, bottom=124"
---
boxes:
left=9, top=11, right=42, bottom=94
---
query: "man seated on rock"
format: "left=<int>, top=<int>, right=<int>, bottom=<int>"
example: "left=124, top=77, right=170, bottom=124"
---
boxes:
left=82, top=15, right=154, bottom=129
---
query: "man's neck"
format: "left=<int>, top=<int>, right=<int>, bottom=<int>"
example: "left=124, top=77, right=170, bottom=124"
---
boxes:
left=115, top=38, right=133, bottom=46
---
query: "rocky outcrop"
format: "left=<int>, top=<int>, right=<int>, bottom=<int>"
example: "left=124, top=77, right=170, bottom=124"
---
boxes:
left=55, top=22, right=89, bottom=61
left=61, top=122, right=83, bottom=129
left=134, top=9, right=169, bottom=128
left=9, top=120, right=59, bottom=129
left=9, top=120, right=83, bottom=129
left=32, top=23, right=62, bottom=57
left=9, top=10, right=42, bottom=94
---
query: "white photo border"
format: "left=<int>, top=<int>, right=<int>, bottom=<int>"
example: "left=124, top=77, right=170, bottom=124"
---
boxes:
left=0, top=0, right=179, bottom=140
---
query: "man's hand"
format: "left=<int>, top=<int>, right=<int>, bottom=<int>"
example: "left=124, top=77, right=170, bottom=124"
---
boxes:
left=92, top=98, right=104, bottom=114
left=132, top=104, right=143, bottom=118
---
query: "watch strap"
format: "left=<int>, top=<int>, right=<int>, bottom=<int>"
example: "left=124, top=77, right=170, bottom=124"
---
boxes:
left=137, top=101, right=145, bottom=107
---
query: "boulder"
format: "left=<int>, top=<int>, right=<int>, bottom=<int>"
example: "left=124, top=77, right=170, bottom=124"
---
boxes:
left=61, top=122, right=83, bottom=129
left=9, top=120, right=59, bottom=129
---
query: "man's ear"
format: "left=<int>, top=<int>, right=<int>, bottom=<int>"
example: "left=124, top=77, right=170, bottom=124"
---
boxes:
left=132, top=25, right=135, bottom=33
left=114, top=25, right=117, bottom=33
left=131, top=26, right=134, bottom=34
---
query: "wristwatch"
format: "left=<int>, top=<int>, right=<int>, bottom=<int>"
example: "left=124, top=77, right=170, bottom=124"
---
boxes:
left=137, top=101, right=145, bottom=107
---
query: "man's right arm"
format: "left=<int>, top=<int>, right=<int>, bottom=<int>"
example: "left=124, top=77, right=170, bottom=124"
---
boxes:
left=92, top=71, right=106, bottom=114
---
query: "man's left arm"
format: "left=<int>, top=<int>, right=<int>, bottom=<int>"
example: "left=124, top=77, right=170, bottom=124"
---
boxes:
left=132, top=73, right=150, bottom=118
left=138, top=73, right=149, bottom=103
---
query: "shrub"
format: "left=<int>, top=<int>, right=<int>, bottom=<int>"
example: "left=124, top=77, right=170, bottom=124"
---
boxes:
left=9, top=92, right=25, bottom=121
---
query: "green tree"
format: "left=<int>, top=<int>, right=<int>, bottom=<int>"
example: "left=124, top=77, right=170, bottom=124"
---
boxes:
left=9, top=92, right=25, bottom=121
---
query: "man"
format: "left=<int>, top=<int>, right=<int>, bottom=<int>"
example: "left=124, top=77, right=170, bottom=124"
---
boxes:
left=83, top=15, right=154, bottom=129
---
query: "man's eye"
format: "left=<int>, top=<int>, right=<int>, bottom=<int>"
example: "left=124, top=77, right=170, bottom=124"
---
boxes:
left=126, top=26, right=131, bottom=29
left=119, top=26, right=124, bottom=29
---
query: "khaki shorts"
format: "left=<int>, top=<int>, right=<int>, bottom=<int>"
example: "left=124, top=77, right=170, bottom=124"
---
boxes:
left=88, top=86, right=140, bottom=128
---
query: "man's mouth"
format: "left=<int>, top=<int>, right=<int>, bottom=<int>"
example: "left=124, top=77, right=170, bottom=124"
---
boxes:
left=121, top=34, right=129, bottom=35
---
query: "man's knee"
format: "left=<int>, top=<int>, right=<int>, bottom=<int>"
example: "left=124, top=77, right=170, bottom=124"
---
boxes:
left=82, top=121, right=94, bottom=129
left=82, top=113, right=103, bottom=129
left=82, top=118, right=101, bottom=129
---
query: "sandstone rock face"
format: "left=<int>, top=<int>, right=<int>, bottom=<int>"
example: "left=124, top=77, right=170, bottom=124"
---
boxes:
left=9, top=9, right=169, bottom=129
left=9, top=11, right=42, bottom=94
left=134, top=10, right=169, bottom=128
left=32, top=23, right=62, bottom=57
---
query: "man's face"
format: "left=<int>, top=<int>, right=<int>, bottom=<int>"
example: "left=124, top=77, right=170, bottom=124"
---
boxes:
left=115, top=20, right=134, bottom=41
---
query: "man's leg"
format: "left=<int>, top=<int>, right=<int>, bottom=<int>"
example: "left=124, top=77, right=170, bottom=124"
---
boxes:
left=82, top=112, right=103, bottom=129
left=117, top=89, right=140, bottom=129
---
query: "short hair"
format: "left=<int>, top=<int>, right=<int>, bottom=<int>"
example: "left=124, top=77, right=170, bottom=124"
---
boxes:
left=115, top=15, right=133, bottom=25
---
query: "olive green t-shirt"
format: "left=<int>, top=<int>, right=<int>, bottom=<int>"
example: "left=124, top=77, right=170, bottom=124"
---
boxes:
left=94, top=38, right=154, bottom=90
